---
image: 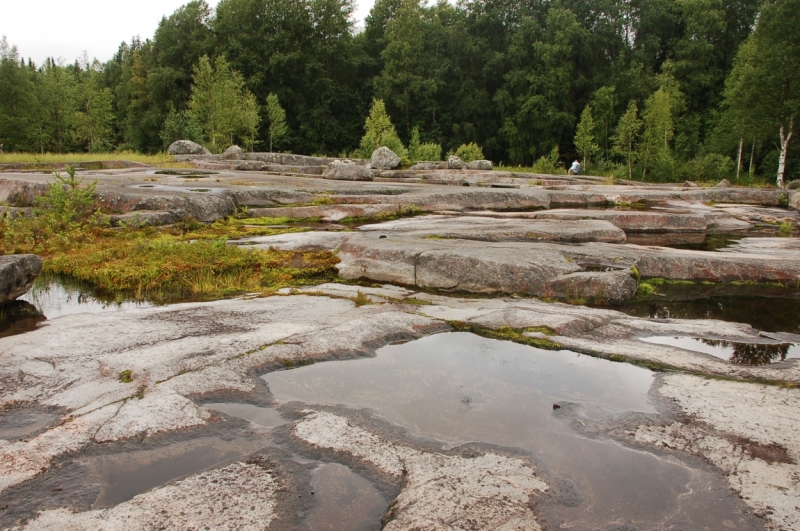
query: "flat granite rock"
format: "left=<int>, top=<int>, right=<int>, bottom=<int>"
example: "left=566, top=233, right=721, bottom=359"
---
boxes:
left=358, top=215, right=627, bottom=243
left=0, top=254, right=43, bottom=303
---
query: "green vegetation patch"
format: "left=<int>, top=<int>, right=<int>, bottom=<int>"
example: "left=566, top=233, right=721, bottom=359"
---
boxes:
left=447, top=321, right=562, bottom=351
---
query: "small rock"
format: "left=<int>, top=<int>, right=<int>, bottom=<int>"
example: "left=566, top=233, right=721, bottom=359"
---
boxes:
left=323, top=160, right=374, bottom=181
left=552, top=404, right=561, bottom=410
left=683, top=180, right=699, bottom=188
left=467, top=160, right=493, bottom=171
left=221, top=145, right=243, bottom=161
left=167, top=140, right=211, bottom=156
left=714, top=179, right=732, bottom=188
left=409, top=162, right=444, bottom=171
left=447, top=156, right=466, bottom=170
left=371, top=147, right=402, bottom=170
left=0, top=254, right=43, bottom=303
left=786, top=179, right=800, bottom=190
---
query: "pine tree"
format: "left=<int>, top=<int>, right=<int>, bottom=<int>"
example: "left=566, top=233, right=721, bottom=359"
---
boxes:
left=574, top=105, right=599, bottom=169
left=187, top=55, right=260, bottom=152
left=265, top=93, right=288, bottom=153
left=359, top=99, right=406, bottom=158
left=613, top=101, right=643, bottom=180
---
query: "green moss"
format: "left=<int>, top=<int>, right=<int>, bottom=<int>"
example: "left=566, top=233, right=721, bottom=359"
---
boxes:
left=405, top=298, right=432, bottom=306
left=119, top=370, right=132, bottom=383
left=635, top=283, right=655, bottom=297
left=779, top=222, right=793, bottom=236
left=630, top=266, right=640, bottom=280
left=778, top=193, right=789, bottom=208
left=340, top=205, right=423, bottom=224
left=447, top=321, right=562, bottom=350
left=524, top=326, right=557, bottom=336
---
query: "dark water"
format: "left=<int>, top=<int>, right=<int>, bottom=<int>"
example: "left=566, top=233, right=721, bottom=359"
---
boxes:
left=621, top=296, right=800, bottom=334
left=263, top=333, right=758, bottom=531
left=0, top=408, right=56, bottom=439
left=204, top=403, right=287, bottom=429
left=302, top=464, right=387, bottom=531
left=86, top=437, right=266, bottom=507
left=641, top=336, right=799, bottom=365
left=627, top=232, right=746, bottom=251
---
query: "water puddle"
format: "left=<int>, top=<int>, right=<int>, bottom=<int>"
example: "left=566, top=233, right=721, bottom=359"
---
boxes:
left=301, top=463, right=387, bottom=531
left=205, top=403, right=287, bottom=428
left=627, top=232, right=746, bottom=251
left=85, top=436, right=266, bottom=507
left=20, top=277, right=153, bottom=320
left=0, top=300, right=45, bottom=339
left=0, top=408, right=56, bottom=439
left=620, top=296, right=800, bottom=334
left=641, top=336, right=800, bottom=365
left=264, top=332, right=756, bottom=530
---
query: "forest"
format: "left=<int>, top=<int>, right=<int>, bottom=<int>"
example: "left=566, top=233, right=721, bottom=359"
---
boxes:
left=0, top=0, right=798, bottom=185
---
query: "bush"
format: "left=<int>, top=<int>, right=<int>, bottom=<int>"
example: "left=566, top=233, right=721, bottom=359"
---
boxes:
left=531, top=146, right=564, bottom=175
left=453, top=143, right=484, bottom=163
left=408, top=127, right=442, bottom=161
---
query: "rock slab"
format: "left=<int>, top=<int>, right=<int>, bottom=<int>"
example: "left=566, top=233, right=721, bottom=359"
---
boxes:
left=323, top=161, right=374, bottom=181
left=167, top=140, right=211, bottom=156
left=0, top=254, right=43, bottom=303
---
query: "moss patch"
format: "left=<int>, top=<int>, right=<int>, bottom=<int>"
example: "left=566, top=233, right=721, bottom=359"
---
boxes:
left=447, top=321, right=562, bottom=350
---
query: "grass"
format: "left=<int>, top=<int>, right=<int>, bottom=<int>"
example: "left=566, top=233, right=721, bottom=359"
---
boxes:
left=1, top=213, right=338, bottom=302
left=0, top=152, right=187, bottom=167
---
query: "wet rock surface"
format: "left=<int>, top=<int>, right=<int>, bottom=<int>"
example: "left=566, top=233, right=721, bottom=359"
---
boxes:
left=1, top=163, right=800, bottom=530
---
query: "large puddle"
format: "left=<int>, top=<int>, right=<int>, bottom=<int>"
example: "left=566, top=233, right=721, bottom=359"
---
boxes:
left=263, top=332, right=758, bottom=531
left=642, top=336, right=800, bottom=365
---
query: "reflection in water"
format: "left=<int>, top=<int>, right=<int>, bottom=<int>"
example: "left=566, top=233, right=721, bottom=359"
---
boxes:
left=264, top=333, right=756, bottom=531
left=302, top=463, right=387, bottom=531
left=621, top=296, right=800, bottom=334
left=0, top=300, right=45, bottom=338
left=20, top=276, right=152, bottom=320
left=641, top=336, right=799, bottom=365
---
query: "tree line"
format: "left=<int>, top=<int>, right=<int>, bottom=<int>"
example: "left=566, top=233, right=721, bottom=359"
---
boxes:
left=1, top=0, right=798, bottom=184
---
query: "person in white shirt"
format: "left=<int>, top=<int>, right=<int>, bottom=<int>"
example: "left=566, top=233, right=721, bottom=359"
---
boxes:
left=569, top=159, right=581, bottom=175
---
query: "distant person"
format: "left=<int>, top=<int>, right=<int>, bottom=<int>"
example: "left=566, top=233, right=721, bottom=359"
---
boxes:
left=569, top=159, right=580, bottom=175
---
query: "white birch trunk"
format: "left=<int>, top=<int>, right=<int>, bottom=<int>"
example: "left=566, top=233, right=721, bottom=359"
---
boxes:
left=777, top=116, right=795, bottom=188
left=736, top=137, right=743, bottom=180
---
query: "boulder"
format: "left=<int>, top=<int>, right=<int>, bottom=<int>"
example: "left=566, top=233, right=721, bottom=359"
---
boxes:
left=786, top=180, right=800, bottom=190
left=234, top=160, right=267, bottom=171
left=371, top=147, right=402, bottom=170
left=447, top=156, right=466, bottom=170
left=0, top=254, right=43, bottom=303
left=221, top=145, right=243, bottom=161
left=714, top=179, right=732, bottom=188
left=468, top=160, right=493, bottom=171
left=167, top=140, right=211, bottom=156
left=323, top=161, right=374, bottom=181
left=683, top=180, right=699, bottom=188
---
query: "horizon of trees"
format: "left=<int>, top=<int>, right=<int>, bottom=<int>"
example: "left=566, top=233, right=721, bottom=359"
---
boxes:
left=1, top=0, right=798, bottom=185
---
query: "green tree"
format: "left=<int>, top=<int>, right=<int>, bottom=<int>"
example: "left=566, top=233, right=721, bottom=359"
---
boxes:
left=613, top=101, right=643, bottom=180
left=0, top=38, right=38, bottom=152
left=265, top=93, right=288, bottom=152
left=639, top=87, right=675, bottom=180
left=590, top=86, right=616, bottom=163
left=574, top=105, right=599, bottom=168
left=187, top=55, right=260, bottom=151
left=724, top=0, right=800, bottom=186
left=73, top=60, right=114, bottom=152
left=359, top=98, right=406, bottom=158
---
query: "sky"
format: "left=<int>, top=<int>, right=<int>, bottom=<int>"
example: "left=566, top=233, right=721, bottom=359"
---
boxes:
left=0, top=0, right=377, bottom=65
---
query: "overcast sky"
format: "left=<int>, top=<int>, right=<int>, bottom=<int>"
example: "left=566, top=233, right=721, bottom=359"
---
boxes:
left=0, top=0, right=377, bottom=65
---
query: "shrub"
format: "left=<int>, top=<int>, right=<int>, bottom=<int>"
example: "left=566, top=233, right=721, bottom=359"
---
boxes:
left=681, top=153, right=735, bottom=183
left=453, top=143, right=484, bottom=163
left=531, top=147, right=563, bottom=175
left=408, top=127, right=442, bottom=161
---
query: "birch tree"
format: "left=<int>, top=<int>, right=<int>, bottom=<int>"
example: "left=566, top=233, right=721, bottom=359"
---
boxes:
left=724, top=0, right=800, bottom=187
